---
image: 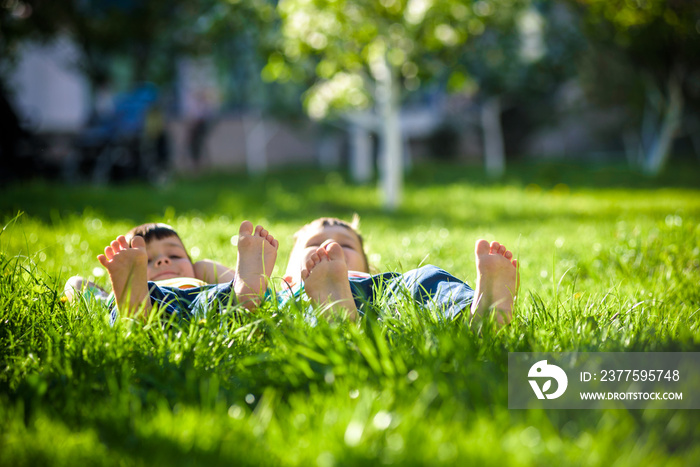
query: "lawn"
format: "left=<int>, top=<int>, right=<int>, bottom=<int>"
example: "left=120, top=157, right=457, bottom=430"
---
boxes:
left=1, top=161, right=699, bottom=466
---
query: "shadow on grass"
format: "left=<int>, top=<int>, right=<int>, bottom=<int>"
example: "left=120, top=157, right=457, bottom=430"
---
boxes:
left=1, top=159, right=698, bottom=225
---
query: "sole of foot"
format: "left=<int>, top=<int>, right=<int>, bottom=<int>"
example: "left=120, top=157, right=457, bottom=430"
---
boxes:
left=302, top=241, right=358, bottom=321
left=470, top=239, right=519, bottom=328
left=97, top=235, right=150, bottom=318
left=235, top=220, right=279, bottom=309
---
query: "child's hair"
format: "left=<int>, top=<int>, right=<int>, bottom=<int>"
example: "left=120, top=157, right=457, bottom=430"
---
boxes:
left=292, top=215, right=369, bottom=272
left=125, top=223, right=193, bottom=263
left=126, top=223, right=181, bottom=244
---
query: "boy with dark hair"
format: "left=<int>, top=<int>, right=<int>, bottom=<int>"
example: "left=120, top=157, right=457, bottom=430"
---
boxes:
left=65, top=221, right=278, bottom=320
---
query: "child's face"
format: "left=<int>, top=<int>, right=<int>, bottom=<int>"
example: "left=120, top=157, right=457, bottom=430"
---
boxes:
left=144, top=236, right=195, bottom=281
left=286, top=225, right=368, bottom=283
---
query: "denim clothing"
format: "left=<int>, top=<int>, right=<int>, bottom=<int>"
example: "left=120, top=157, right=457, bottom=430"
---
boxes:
left=348, top=265, right=474, bottom=320
left=281, top=265, right=474, bottom=321
left=109, top=280, right=236, bottom=324
left=109, top=265, right=475, bottom=324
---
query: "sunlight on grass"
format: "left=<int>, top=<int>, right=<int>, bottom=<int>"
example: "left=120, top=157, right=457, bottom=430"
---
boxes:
left=1, top=164, right=699, bottom=465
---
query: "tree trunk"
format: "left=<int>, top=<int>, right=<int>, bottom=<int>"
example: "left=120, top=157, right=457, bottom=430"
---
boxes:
left=377, top=65, right=402, bottom=209
left=244, top=36, right=270, bottom=175
left=688, top=116, right=700, bottom=162
left=318, top=133, right=341, bottom=169
left=622, top=130, right=642, bottom=168
left=641, top=75, right=684, bottom=175
left=244, top=112, right=275, bottom=175
left=349, top=122, right=373, bottom=183
left=481, top=96, right=505, bottom=178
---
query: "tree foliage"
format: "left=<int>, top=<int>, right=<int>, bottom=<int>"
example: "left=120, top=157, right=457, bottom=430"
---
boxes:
left=575, top=0, right=700, bottom=101
left=266, top=0, right=500, bottom=118
left=454, top=2, right=582, bottom=98
left=1, top=0, right=268, bottom=86
left=572, top=0, right=700, bottom=173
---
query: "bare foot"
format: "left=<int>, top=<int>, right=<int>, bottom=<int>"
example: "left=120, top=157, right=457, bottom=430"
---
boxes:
left=235, top=221, right=279, bottom=310
left=469, top=240, right=519, bottom=327
left=302, top=241, right=358, bottom=321
left=97, top=235, right=151, bottom=318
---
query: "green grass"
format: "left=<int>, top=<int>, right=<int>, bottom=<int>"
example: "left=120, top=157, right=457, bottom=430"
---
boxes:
left=1, top=161, right=699, bottom=466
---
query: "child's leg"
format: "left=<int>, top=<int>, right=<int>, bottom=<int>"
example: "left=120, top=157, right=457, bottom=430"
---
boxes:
left=97, top=235, right=151, bottom=318
left=377, top=266, right=472, bottom=320
left=302, top=241, right=358, bottom=321
left=346, top=240, right=517, bottom=327
left=470, top=240, right=519, bottom=327
left=64, top=276, right=109, bottom=302
left=235, top=221, right=279, bottom=310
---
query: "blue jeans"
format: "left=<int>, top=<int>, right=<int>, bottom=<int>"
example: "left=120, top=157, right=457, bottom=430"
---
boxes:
left=110, top=281, right=236, bottom=323
left=110, top=265, right=474, bottom=323
left=348, top=265, right=474, bottom=320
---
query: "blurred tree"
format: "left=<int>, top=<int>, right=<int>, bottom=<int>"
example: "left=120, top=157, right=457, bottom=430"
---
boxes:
left=2, top=0, right=186, bottom=114
left=171, top=0, right=292, bottom=174
left=1, top=1, right=268, bottom=108
left=449, top=1, right=584, bottom=177
left=572, top=0, right=700, bottom=175
left=266, top=0, right=508, bottom=208
left=2, top=0, right=293, bottom=179
left=1, top=1, right=57, bottom=59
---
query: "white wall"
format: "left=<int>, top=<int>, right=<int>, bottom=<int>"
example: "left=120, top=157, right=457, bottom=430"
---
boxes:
left=8, top=36, right=90, bottom=132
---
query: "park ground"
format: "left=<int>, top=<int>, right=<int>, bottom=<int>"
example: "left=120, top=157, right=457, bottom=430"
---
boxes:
left=1, top=160, right=699, bottom=466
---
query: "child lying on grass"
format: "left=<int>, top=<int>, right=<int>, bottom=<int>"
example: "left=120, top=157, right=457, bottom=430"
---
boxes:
left=64, top=221, right=278, bottom=319
left=281, top=217, right=519, bottom=327
left=66, top=217, right=517, bottom=327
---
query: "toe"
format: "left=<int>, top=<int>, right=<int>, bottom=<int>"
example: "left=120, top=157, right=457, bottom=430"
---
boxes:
left=104, top=246, right=115, bottom=260
left=270, top=237, right=279, bottom=249
left=117, top=235, right=129, bottom=249
left=259, top=227, right=268, bottom=238
left=131, top=235, right=147, bottom=250
left=504, top=250, right=513, bottom=260
left=97, top=254, right=108, bottom=267
left=111, top=239, right=121, bottom=252
left=475, top=239, right=490, bottom=256
left=317, top=247, right=329, bottom=261
left=490, top=241, right=500, bottom=254
left=254, top=225, right=263, bottom=236
left=239, top=220, right=254, bottom=236
left=326, top=242, right=345, bottom=261
left=498, top=244, right=506, bottom=255
left=305, top=258, right=316, bottom=272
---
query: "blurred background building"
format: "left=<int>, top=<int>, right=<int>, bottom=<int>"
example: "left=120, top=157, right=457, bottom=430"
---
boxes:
left=1, top=0, right=698, bottom=189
